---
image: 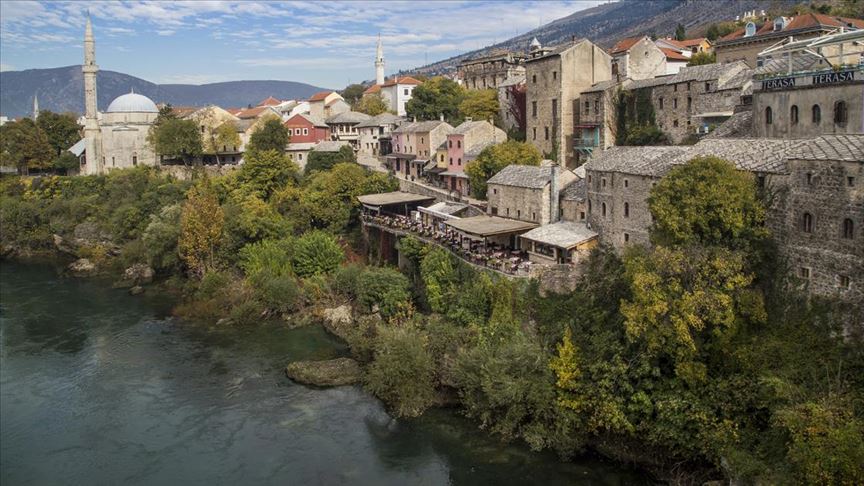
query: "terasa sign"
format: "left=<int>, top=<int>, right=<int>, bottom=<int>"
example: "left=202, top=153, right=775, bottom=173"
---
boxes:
left=812, top=70, right=856, bottom=86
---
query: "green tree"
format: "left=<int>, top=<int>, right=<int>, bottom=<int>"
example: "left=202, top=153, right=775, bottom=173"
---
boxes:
left=675, top=23, right=686, bottom=41
left=292, top=230, right=344, bottom=277
left=648, top=156, right=767, bottom=250
left=687, top=51, right=716, bottom=66
left=355, top=94, right=389, bottom=116
left=0, top=118, right=53, bottom=175
left=341, top=83, right=367, bottom=107
left=304, top=145, right=356, bottom=175
left=235, top=149, right=299, bottom=200
left=142, top=203, right=182, bottom=272
left=405, top=76, right=465, bottom=124
left=458, top=89, right=500, bottom=125
left=204, top=120, right=241, bottom=165
left=147, top=118, right=203, bottom=166
left=464, top=140, right=541, bottom=199
left=356, top=266, right=412, bottom=319
left=179, top=181, right=224, bottom=277
left=365, top=325, right=436, bottom=418
left=36, top=111, right=80, bottom=159
left=419, top=246, right=459, bottom=313
left=246, top=117, right=289, bottom=154
left=624, top=125, right=668, bottom=145
left=705, top=22, right=739, bottom=41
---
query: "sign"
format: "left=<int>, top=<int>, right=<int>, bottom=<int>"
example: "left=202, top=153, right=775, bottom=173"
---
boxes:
left=812, top=70, right=855, bottom=86
left=761, top=77, right=796, bottom=90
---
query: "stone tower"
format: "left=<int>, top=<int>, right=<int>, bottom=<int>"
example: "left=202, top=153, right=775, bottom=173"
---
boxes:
left=32, top=93, right=39, bottom=120
left=375, top=34, right=385, bottom=85
left=83, top=13, right=102, bottom=174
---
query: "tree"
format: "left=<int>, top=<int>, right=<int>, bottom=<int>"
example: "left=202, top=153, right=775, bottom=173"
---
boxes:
left=705, top=22, right=739, bottom=41
left=341, top=83, right=367, bottom=107
left=648, top=156, right=767, bottom=251
left=675, top=23, right=686, bottom=41
left=36, top=111, right=80, bottom=159
left=419, top=246, right=459, bottom=313
left=505, top=83, right=527, bottom=138
left=142, top=203, right=182, bottom=272
left=405, top=76, right=465, bottom=124
left=355, top=94, right=389, bottom=116
left=235, top=149, right=299, bottom=200
left=246, top=116, right=289, bottom=154
left=365, top=325, right=436, bottom=418
left=0, top=118, right=53, bottom=175
left=464, top=140, right=541, bottom=199
left=179, top=181, right=224, bottom=278
left=147, top=118, right=203, bottom=166
left=304, top=145, right=356, bottom=175
left=687, top=51, right=716, bottom=66
left=199, top=111, right=241, bottom=166
left=459, top=89, right=500, bottom=125
left=355, top=266, right=412, bottom=319
left=292, top=230, right=344, bottom=277
left=624, top=125, right=668, bottom=146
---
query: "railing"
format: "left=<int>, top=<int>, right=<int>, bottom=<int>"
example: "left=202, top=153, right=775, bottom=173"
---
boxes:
left=361, top=213, right=536, bottom=278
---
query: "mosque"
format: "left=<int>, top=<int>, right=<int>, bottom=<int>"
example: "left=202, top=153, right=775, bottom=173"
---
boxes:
left=75, top=15, right=160, bottom=175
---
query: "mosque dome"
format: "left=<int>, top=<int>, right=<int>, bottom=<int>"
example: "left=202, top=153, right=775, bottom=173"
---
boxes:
left=106, top=90, right=159, bottom=113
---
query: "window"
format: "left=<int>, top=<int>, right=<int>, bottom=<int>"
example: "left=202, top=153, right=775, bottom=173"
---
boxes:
left=506, top=208, right=510, bottom=216
left=552, top=99, right=558, bottom=117
left=457, top=158, right=462, bottom=166
left=448, top=140, right=452, bottom=148
left=421, top=137, right=425, bottom=144
left=673, top=98, right=678, bottom=109
left=457, top=140, right=461, bottom=148
left=806, top=172, right=812, bottom=185
left=834, top=101, right=848, bottom=124
left=584, top=101, right=590, bottom=115
left=580, top=211, right=585, bottom=220
left=757, top=175, right=765, bottom=188
left=847, top=176, right=855, bottom=187
left=839, top=275, right=850, bottom=289
left=588, top=199, right=591, bottom=213
left=790, top=105, right=799, bottom=125
left=843, top=218, right=854, bottom=239
left=673, top=120, right=679, bottom=127
left=298, top=153, right=303, bottom=160
left=532, top=212, right=536, bottom=221
left=491, top=207, right=498, bottom=215
left=704, top=82, right=710, bottom=91
left=799, top=267, right=810, bottom=279
left=658, top=97, right=664, bottom=109
left=201, top=125, right=205, bottom=133
left=802, top=212, right=813, bottom=233
left=493, top=188, right=497, bottom=195
left=532, top=127, right=537, bottom=140
left=674, top=84, right=678, bottom=92
left=404, top=88, right=408, bottom=95
left=132, top=156, right=137, bottom=166
left=303, top=128, right=308, bottom=135
left=687, top=82, right=691, bottom=91
left=553, top=71, right=557, bottom=80
left=532, top=74, right=537, bottom=83
left=687, top=97, right=692, bottom=110
left=601, top=202, right=606, bottom=217
left=588, top=175, right=592, bottom=183
left=544, top=126, right=549, bottom=140
left=593, top=100, right=599, bottom=114
left=602, top=178, right=606, bottom=188
left=532, top=101, right=537, bottom=117
left=517, top=209, right=521, bottom=218
left=624, top=202, right=629, bottom=218
left=449, top=157, right=453, bottom=165
left=812, top=104, right=821, bottom=124
left=111, top=157, right=115, bottom=166
left=765, top=106, right=773, bottom=125
left=624, top=233, right=630, bottom=242
left=624, top=179, right=629, bottom=188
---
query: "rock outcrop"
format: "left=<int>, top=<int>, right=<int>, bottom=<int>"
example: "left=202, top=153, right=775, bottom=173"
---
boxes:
left=320, top=304, right=353, bottom=341
left=67, top=258, right=96, bottom=277
left=284, top=357, right=362, bottom=387
left=124, top=264, right=155, bottom=285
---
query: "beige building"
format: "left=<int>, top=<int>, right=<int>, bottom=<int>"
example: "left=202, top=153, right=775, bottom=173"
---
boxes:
left=525, top=37, right=612, bottom=168
left=459, top=50, right=526, bottom=90
left=486, top=163, right=576, bottom=225
left=387, top=120, right=454, bottom=180
left=609, top=36, right=668, bottom=80
left=356, top=113, right=403, bottom=156
left=308, top=91, right=350, bottom=119
left=326, top=111, right=372, bottom=149
left=185, top=105, right=242, bottom=164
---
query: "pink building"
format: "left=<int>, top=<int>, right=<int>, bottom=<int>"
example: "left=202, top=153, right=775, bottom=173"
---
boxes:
left=441, top=119, right=506, bottom=196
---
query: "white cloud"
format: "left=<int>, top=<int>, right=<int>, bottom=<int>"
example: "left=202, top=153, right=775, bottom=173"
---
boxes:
left=156, top=30, right=176, bottom=36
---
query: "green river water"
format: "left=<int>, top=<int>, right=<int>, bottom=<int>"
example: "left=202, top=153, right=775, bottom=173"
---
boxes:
left=0, top=261, right=651, bottom=485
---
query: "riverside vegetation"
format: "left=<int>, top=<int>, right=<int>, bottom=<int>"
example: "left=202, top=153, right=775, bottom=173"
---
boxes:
left=1, top=149, right=862, bottom=484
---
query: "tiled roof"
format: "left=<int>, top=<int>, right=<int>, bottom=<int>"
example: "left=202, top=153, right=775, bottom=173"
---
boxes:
left=355, top=113, right=403, bottom=128
left=326, top=98, right=347, bottom=107
left=392, top=120, right=452, bottom=133
left=382, top=76, right=422, bottom=87
left=581, top=79, right=621, bottom=94
left=488, top=165, right=554, bottom=189
left=225, top=108, right=243, bottom=116
left=452, top=120, right=490, bottom=135
left=258, top=96, right=281, bottom=106
left=235, top=119, right=256, bottom=132
left=718, top=68, right=753, bottom=91
left=326, top=111, right=371, bottom=124
left=284, top=113, right=328, bottom=128
left=309, top=91, right=335, bottom=102
left=498, top=75, right=525, bottom=88
left=610, top=36, right=643, bottom=54
left=560, top=178, right=586, bottom=201
left=520, top=221, right=597, bottom=249
left=525, top=39, right=586, bottom=62
left=312, top=140, right=350, bottom=152
left=660, top=47, right=690, bottom=61
left=677, top=37, right=709, bottom=47
left=236, top=106, right=275, bottom=119
left=363, top=84, right=382, bottom=94
left=465, top=139, right=496, bottom=157
left=585, top=146, right=689, bottom=176
left=628, top=75, right=671, bottom=90
left=786, top=135, right=864, bottom=162
left=667, top=61, right=748, bottom=84
left=704, top=110, right=753, bottom=139
left=719, top=13, right=864, bottom=43
left=286, top=142, right=316, bottom=151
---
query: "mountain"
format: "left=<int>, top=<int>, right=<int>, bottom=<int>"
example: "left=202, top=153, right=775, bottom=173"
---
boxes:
left=0, top=65, right=329, bottom=118
left=408, top=0, right=795, bottom=76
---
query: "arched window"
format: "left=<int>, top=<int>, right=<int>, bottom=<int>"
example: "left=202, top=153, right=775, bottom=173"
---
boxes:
left=624, top=202, right=629, bottom=218
left=812, top=104, right=821, bottom=124
left=790, top=105, right=798, bottom=125
left=843, top=218, right=854, bottom=239
left=601, top=202, right=607, bottom=217
left=587, top=199, right=592, bottom=213
left=834, top=101, right=848, bottom=124
left=802, top=212, right=813, bottom=233
left=765, top=106, right=773, bottom=125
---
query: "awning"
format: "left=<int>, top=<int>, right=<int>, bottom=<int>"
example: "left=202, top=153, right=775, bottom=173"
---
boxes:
left=418, top=201, right=471, bottom=220
left=410, top=158, right=429, bottom=165
left=573, top=124, right=598, bottom=129
left=357, top=191, right=436, bottom=210
left=445, top=216, right=537, bottom=238
left=519, top=221, right=598, bottom=249
left=68, top=138, right=86, bottom=157
left=694, top=111, right=734, bottom=118
left=439, top=171, right=469, bottom=178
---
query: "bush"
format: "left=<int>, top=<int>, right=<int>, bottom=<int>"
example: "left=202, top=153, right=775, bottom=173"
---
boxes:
left=365, top=325, right=436, bottom=418
left=142, top=203, right=182, bottom=272
left=624, top=125, right=668, bottom=146
left=356, top=266, right=412, bottom=318
left=254, top=274, right=300, bottom=314
left=239, top=238, right=294, bottom=280
left=333, top=263, right=364, bottom=298
left=292, top=231, right=344, bottom=277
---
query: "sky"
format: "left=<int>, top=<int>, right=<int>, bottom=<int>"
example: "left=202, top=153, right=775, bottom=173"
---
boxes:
left=0, top=0, right=608, bottom=89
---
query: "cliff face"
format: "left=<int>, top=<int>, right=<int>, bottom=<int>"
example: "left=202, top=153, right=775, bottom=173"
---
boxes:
left=0, top=65, right=328, bottom=118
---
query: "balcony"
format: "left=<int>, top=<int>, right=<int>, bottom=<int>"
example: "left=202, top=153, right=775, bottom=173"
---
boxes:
left=574, top=125, right=600, bottom=156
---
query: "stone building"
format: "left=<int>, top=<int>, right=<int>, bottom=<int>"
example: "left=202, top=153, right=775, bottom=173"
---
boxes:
left=714, top=13, right=864, bottom=67
left=185, top=105, right=243, bottom=165
left=308, top=91, right=350, bottom=119
left=459, top=50, right=526, bottom=90
left=356, top=113, right=403, bottom=156
left=497, top=75, right=526, bottom=134
left=525, top=37, right=612, bottom=168
left=574, top=79, right=622, bottom=163
left=486, top=163, right=577, bottom=225
left=768, top=135, right=863, bottom=304
left=387, top=120, right=453, bottom=180
left=609, top=36, right=668, bottom=80
left=441, top=119, right=506, bottom=196
left=326, top=111, right=372, bottom=149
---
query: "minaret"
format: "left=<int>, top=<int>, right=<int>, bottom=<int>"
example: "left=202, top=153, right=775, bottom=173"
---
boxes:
left=375, top=34, right=385, bottom=85
left=83, top=13, right=101, bottom=174
left=32, top=94, right=39, bottom=120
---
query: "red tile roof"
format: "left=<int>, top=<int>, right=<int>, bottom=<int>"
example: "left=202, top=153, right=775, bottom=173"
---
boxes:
left=308, top=91, right=335, bottom=102
left=382, top=76, right=422, bottom=87
left=363, top=84, right=382, bottom=95
left=258, top=96, right=281, bottom=106
left=678, top=37, right=709, bottom=47
left=225, top=108, right=243, bottom=115
left=236, top=106, right=272, bottom=119
left=720, top=13, right=864, bottom=42
left=660, top=47, right=690, bottom=61
left=610, top=36, right=643, bottom=54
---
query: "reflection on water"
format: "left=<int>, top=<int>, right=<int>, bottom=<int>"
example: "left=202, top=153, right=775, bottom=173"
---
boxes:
left=0, top=262, right=650, bottom=485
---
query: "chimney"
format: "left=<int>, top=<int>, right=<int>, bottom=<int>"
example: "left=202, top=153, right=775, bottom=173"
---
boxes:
left=465, top=116, right=473, bottom=122
left=439, top=113, right=444, bottom=121
left=549, top=164, right=560, bottom=223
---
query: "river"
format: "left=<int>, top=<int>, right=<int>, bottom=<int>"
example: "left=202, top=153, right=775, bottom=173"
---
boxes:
left=0, top=262, right=650, bottom=485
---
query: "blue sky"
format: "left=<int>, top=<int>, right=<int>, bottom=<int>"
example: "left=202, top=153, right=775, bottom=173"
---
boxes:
left=0, top=0, right=606, bottom=89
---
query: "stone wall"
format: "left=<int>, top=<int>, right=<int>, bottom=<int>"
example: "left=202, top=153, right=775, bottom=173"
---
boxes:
left=560, top=197, right=586, bottom=223
left=653, top=80, right=741, bottom=144
left=585, top=169, right=656, bottom=250
left=625, top=38, right=668, bottom=81
left=158, top=164, right=237, bottom=181
left=398, top=178, right=468, bottom=204
left=487, top=183, right=549, bottom=224
left=753, top=82, right=864, bottom=139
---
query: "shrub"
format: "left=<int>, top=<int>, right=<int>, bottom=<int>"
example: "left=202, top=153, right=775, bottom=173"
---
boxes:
left=254, top=274, right=300, bottom=314
left=333, top=263, right=364, bottom=298
left=292, top=231, right=344, bottom=277
left=365, top=325, right=436, bottom=418
left=239, top=238, right=294, bottom=280
left=356, top=266, right=412, bottom=318
left=142, top=203, right=182, bottom=272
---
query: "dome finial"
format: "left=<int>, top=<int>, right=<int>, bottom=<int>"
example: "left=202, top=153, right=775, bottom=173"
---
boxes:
left=130, top=87, right=135, bottom=94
